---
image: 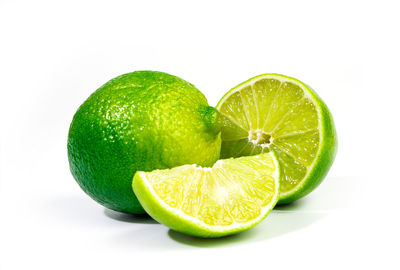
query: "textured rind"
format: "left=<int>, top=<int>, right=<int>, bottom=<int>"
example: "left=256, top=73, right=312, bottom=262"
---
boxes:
left=216, top=74, right=337, bottom=204
left=68, top=71, right=221, bottom=214
left=132, top=152, right=281, bottom=238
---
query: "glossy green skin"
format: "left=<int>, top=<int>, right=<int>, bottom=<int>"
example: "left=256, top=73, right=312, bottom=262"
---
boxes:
left=68, top=71, right=221, bottom=214
left=217, top=74, right=337, bottom=204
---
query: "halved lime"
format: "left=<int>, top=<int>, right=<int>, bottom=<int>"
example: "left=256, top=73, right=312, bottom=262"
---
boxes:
left=132, top=153, right=280, bottom=238
left=216, top=74, right=337, bottom=204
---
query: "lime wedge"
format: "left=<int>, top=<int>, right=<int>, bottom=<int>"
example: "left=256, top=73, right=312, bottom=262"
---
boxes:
left=216, top=74, right=337, bottom=204
left=132, top=153, right=280, bottom=238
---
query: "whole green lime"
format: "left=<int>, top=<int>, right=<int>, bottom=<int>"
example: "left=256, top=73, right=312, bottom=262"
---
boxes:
left=68, top=71, right=222, bottom=214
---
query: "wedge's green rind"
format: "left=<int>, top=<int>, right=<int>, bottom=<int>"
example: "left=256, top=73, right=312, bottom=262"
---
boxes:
left=132, top=152, right=281, bottom=238
left=216, top=74, right=337, bottom=204
left=68, top=71, right=221, bottom=214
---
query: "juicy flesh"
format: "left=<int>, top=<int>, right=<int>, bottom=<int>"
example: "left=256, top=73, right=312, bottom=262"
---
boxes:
left=219, top=78, right=320, bottom=193
left=145, top=154, right=277, bottom=226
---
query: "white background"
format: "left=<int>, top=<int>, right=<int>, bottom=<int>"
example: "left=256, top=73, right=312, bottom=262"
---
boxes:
left=1, top=0, right=399, bottom=269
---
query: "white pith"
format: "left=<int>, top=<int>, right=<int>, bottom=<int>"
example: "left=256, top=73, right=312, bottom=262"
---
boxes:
left=217, top=74, right=323, bottom=199
left=248, top=129, right=273, bottom=149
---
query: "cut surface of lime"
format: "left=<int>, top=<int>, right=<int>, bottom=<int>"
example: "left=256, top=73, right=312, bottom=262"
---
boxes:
left=132, top=153, right=280, bottom=238
left=217, top=74, right=337, bottom=204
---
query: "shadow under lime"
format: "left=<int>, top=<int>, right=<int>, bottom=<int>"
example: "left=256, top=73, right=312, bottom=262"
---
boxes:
left=167, top=199, right=325, bottom=247
left=104, top=208, right=158, bottom=224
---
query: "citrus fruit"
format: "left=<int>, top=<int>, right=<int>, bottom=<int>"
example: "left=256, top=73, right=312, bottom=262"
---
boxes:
left=132, top=152, right=280, bottom=238
left=216, top=74, right=337, bottom=204
left=68, top=71, right=222, bottom=214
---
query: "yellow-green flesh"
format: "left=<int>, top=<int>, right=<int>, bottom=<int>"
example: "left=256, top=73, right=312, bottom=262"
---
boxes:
left=218, top=75, right=321, bottom=198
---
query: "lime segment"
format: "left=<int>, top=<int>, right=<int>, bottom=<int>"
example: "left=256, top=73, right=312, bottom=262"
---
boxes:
left=132, top=152, right=280, bottom=238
